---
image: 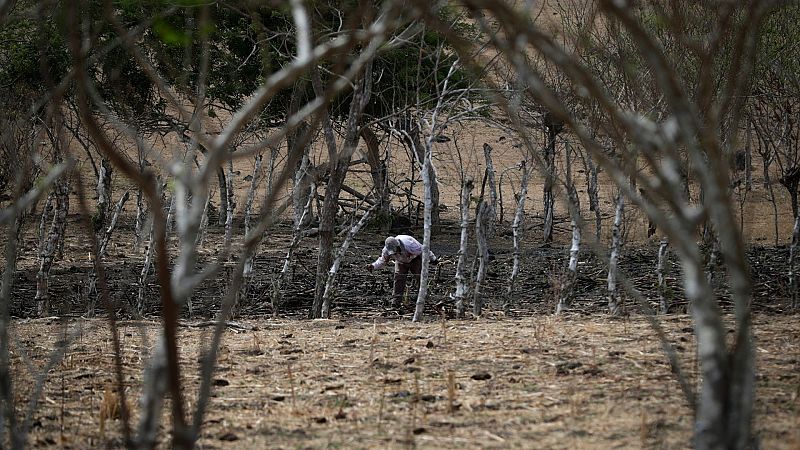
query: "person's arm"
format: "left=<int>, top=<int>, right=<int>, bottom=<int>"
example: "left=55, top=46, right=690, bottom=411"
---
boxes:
left=370, top=247, right=390, bottom=270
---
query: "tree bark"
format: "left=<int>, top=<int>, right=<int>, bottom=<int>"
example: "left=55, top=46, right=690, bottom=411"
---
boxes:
left=88, top=191, right=129, bottom=316
left=505, top=162, right=528, bottom=313
left=223, top=159, right=235, bottom=253
left=291, top=123, right=313, bottom=228
left=360, top=126, right=389, bottom=229
left=581, top=151, right=601, bottom=240
left=542, top=112, right=562, bottom=244
left=401, top=119, right=441, bottom=232
left=412, top=140, right=435, bottom=322
left=216, top=168, right=227, bottom=227
left=453, top=178, right=474, bottom=318
left=557, top=144, right=581, bottom=314
left=557, top=188, right=581, bottom=314
left=472, top=201, right=491, bottom=317
left=657, top=237, right=670, bottom=314
left=482, top=143, right=498, bottom=237
left=137, top=217, right=156, bottom=315
left=322, top=204, right=377, bottom=318
left=607, top=191, right=624, bottom=316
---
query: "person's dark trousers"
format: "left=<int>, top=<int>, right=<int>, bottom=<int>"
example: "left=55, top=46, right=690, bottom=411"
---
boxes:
left=392, top=256, right=422, bottom=308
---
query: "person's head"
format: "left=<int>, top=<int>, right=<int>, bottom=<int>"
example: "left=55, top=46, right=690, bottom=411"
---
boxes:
left=385, top=236, right=400, bottom=255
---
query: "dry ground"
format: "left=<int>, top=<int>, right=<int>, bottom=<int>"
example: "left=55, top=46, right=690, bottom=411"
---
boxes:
left=10, top=313, right=800, bottom=449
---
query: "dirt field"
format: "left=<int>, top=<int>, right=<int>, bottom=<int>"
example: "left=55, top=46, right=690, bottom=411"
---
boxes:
left=10, top=313, right=799, bottom=449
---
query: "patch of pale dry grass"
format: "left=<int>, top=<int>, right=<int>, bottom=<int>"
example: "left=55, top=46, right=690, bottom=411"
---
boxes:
left=9, top=313, right=800, bottom=449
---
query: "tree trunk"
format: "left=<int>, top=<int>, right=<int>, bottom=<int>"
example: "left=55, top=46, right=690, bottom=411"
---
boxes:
left=607, top=191, right=625, bottom=316
left=472, top=201, right=491, bottom=317
left=287, top=80, right=312, bottom=228
left=238, top=154, right=265, bottom=304
left=482, top=143, right=497, bottom=237
left=223, top=159, right=235, bottom=253
left=88, top=191, right=129, bottom=316
left=137, top=218, right=156, bottom=315
left=291, top=123, right=313, bottom=228
left=311, top=62, right=373, bottom=319
left=680, top=252, right=754, bottom=450
left=134, top=150, right=147, bottom=251
left=453, top=178, right=474, bottom=318
left=361, top=126, right=389, bottom=229
left=412, top=141, right=435, bottom=322
left=37, top=192, right=54, bottom=254
left=216, top=168, right=227, bottom=227
left=657, top=237, right=670, bottom=314
left=402, top=120, right=441, bottom=232
left=35, top=175, right=69, bottom=316
left=542, top=113, right=562, bottom=244
left=134, top=187, right=146, bottom=251
left=282, top=183, right=315, bottom=284
left=581, top=151, right=601, bottom=240
left=88, top=157, right=113, bottom=316
left=95, top=158, right=113, bottom=231
left=557, top=187, right=581, bottom=314
left=243, top=154, right=263, bottom=237
left=505, top=162, right=528, bottom=313
left=557, top=145, right=581, bottom=314
left=322, top=204, right=377, bottom=318
left=196, top=193, right=210, bottom=248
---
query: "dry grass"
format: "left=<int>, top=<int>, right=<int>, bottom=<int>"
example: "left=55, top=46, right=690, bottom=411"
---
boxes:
left=10, top=313, right=800, bottom=449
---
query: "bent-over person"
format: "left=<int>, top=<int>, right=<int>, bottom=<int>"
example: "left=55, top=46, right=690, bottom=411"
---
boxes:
left=366, top=235, right=436, bottom=309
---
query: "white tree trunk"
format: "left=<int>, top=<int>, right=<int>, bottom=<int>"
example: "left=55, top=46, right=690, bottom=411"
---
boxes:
left=95, top=159, right=113, bottom=235
left=293, top=151, right=312, bottom=228
left=482, top=143, right=498, bottom=236
left=196, top=194, right=211, bottom=248
left=223, top=159, right=235, bottom=254
left=244, top=154, right=264, bottom=237
left=413, top=143, right=435, bottom=322
left=557, top=145, right=581, bottom=314
left=556, top=195, right=581, bottom=315
left=237, top=154, right=265, bottom=304
left=137, top=220, right=156, bottom=315
left=134, top=187, right=146, bottom=251
left=505, top=162, right=528, bottom=313
left=472, top=201, right=491, bottom=317
left=165, top=192, right=176, bottom=237
left=453, top=178, right=474, bottom=318
left=281, top=183, right=315, bottom=283
left=321, top=204, right=377, bottom=318
left=657, top=237, right=670, bottom=314
left=37, top=192, right=54, bottom=255
left=608, top=191, right=625, bottom=316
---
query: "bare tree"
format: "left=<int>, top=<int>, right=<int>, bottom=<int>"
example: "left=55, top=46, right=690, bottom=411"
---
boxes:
left=453, top=177, right=474, bottom=318
left=34, top=127, right=71, bottom=317
left=505, top=160, right=528, bottom=313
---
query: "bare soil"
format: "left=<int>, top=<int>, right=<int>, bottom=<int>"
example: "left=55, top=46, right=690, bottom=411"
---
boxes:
left=10, top=313, right=799, bottom=449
